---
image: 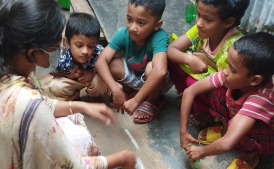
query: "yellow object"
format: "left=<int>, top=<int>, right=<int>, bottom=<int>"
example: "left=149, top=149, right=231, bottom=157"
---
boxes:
left=169, top=33, right=178, bottom=44
left=198, top=126, right=222, bottom=145
left=227, top=159, right=259, bottom=169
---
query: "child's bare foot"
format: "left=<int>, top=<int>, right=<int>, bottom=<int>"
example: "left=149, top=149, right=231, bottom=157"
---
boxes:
left=133, top=96, right=165, bottom=123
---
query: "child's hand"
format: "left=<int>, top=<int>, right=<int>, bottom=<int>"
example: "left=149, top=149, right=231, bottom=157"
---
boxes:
left=187, top=54, right=208, bottom=74
left=66, top=66, right=82, bottom=79
left=186, top=145, right=205, bottom=163
left=193, top=51, right=217, bottom=71
left=123, top=97, right=140, bottom=115
left=120, top=150, right=136, bottom=169
left=112, top=90, right=126, bottom=114
left=193, top=52, right=208, bottom=63
left=180, top=132, right=199, bottom=150
left=78, top=68, right=95, bottom=85
left=83, top=103, right=117, bottom=125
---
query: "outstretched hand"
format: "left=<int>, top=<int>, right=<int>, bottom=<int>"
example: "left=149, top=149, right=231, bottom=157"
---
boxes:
left=84, top=103, right=116, bottom=126
left=120, top=150, right=136, bottom=169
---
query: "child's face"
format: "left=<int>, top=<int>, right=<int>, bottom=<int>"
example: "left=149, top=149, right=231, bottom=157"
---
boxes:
left=196, top=1, right=229, bottom=39
left=126, top=3, right=161, bottom=46
left=223, top=47, right=254, bottom=93
left=67, top=34, right=98, bottom=64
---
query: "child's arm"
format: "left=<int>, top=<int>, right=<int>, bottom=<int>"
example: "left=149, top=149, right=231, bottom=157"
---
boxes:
left=193, top=52, right=217, bottom=70
left=186, top=114, right=256, bottom=162
left=167, top=34, right=207, bottom=73
left=106, top=150, right=136, bottom=169
left=78, top=67, right=95, bottom=84
left=123, top=52, right=167, bottom=114
left=180, top=76, right=212, bottom=149
left=50, top=66, right=82, bottom=80
left=95, top=47, right=126, bottom=111
left=54, top=100, right=117, bottom=125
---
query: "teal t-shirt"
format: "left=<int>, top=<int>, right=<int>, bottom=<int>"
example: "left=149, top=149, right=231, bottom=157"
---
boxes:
left=108, top=27, right=168, bottom=76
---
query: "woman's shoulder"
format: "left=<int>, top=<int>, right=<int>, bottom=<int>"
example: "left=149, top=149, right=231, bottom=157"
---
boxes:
left=17, top=85, right=43, bottom=100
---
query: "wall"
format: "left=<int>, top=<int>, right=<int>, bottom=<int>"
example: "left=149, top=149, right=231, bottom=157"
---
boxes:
left=240, top=0, right=274, bottom=34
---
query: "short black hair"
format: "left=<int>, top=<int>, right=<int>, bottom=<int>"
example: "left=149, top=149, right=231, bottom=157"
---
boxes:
left=0, top=0, right=65, bottom=77
left=196, top=0, right=250, bottom=27
left=233, top=32, right=274, bottom=80
left=65, top=13, right=100, bottom=43
left=128, top=0, right=165, bottom=21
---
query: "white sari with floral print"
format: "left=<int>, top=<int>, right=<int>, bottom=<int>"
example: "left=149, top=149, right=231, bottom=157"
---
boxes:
left=0, top=75, right=107, bottom=169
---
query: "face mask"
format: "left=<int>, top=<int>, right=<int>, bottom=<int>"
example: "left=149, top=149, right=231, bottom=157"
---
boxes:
left=34, top=48, right=61, bottom=77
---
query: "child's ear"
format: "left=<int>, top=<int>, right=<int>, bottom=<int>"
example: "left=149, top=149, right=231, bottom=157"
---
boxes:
left=154, top=20, right=163, bottom=31
left=250, top=75, right=263, bottom=86
left=63, top=37, right=70, bottom=48
left=224, top=17, right=236, bottom=28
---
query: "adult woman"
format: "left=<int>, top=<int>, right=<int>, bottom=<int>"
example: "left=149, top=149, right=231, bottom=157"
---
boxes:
left=0, top=0, right=135, bottom=168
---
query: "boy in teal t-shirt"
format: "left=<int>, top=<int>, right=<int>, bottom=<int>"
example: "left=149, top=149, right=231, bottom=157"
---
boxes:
left=95, top=0, right=172, bottom=123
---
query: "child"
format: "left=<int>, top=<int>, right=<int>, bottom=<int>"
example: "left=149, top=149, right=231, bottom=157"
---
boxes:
left=180, top=32, right=274, bottom=168
left=49, top=13, right=109, bottom=101
left=95, top=0, right=172, bottom=123
left=167, top=0, right=249, bottom=124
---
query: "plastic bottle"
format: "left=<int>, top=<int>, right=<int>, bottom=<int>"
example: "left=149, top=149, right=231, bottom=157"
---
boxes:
left=185, top=3, right=197, bottom=23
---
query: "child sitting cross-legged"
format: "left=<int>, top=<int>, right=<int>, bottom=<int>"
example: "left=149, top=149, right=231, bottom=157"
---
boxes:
left=95, top=0, right=172, bottom=123
left=49, top=13, right=110, bottom=101
left=180, top=32, right=274, bottom=169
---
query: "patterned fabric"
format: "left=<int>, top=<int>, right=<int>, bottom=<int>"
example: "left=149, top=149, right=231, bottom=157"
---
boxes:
left=117, top=59, right=145, bottom=90
left=208, top=86, right=230, bottom=122
left=210, top=71, right=274, bottom=128
left=108, top=27, right=168, bottom=76
left=52, top=45, right=104, bottom=73
left=118, top=58, right=173, bottom=93
left=178, top=25, right=243, bottom=80
left=235, top=120, right=274, bottom=156
left=0, top=75, right=108, bottom=169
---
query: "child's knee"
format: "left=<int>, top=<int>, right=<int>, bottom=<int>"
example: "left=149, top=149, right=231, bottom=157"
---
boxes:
left=144, top=62, right=152, bottom=79
left=49, top=79, right=63, bottom=96
left=86, top=75, right=110, bottom=97
left=49, top=78, right=77, bottom=97
left=109, top=58, right=125, bottom=79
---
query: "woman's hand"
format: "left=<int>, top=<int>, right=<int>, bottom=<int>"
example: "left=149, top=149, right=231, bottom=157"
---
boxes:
left=186, top=145, right=205, bottom=163
left=120, top=150, right=136, bottom=169
left=180, top=131, right=199, bottom=150
left=83, top=103, right=116, bottom=125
